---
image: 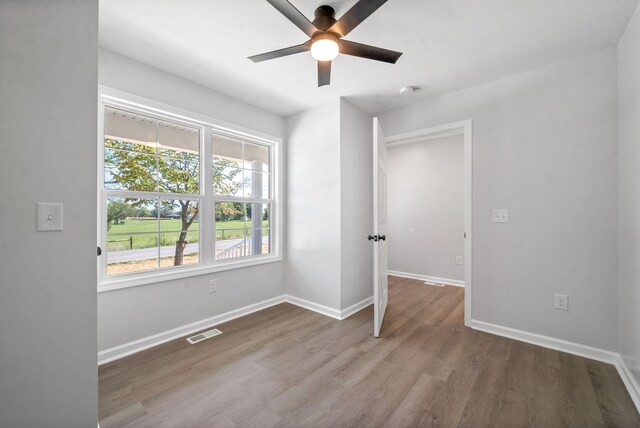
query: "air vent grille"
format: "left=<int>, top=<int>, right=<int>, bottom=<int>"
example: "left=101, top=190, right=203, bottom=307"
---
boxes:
left=186, top=328, right=222, bottom=344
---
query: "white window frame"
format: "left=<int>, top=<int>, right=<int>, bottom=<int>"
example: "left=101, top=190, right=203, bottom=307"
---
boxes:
left=97, top=87, right=283, bottom=292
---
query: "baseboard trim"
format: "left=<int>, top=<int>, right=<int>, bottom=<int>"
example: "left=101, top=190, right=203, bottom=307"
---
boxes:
left=470, top=319, right=640, bottom=413
left=341, top=296, right=374, bottom=319
left=614, top=354, right=640, bottom=412
left=98, top=295, right=286, bottom=365
left=283, top=295, right=342, bottom=320
left=470, top=319, right=615, bottom=363
left=388, top=270, right=465, bottom=287
left=98, top=294, right=358, bottom=365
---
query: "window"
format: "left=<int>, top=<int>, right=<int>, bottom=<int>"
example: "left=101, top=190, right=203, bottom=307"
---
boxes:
left=212, top=134, right=272, bottom=261
left=99, top=95, right=280, bottom=289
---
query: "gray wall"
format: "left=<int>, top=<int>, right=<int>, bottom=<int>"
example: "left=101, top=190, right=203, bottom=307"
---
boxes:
left=387, top=135, right=465, bottom=281
left=618, top=3, right=640, bottom=383
left=98, top=49, right=286, bottom=352
left=379, top=48, right=619, bottom=351
left=285, top=100, right=342, bottom=309
left=0, top=1, right=98, bottom=426
left=340, top=100, right=373, bottom=309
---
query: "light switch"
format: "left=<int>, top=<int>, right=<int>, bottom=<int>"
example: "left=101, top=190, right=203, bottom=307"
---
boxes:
left=492, top=209, right=509, bottom=223
left=37, top=203, right=63, bottom=231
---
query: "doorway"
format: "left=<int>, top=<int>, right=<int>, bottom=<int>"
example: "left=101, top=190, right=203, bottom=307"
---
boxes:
left=374, top=120, right=473, bottom=326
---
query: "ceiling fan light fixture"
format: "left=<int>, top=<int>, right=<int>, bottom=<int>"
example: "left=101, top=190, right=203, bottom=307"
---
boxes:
left=310, top=33, right=339, bottom=61
left=249, top=1, right=403, bottom=86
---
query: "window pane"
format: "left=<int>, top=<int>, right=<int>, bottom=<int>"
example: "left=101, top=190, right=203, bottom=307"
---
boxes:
left=213, top=166, right=243, bottom=196
left=243, top=142, right=270, bottom=172
left=157, top=159, right=199, bottom=194
left=212, top=134, right=242, bottom=168
left=106, top=233, right=159, bottom=276
left=104, top=107, right=157, bottom=154
left=106, top=197, right=157, bottom=234
left=106, top=197, right=159, bottom=276
left=215, top=202, right=245, bottom=233
left=215, top=201, right=245, bottom=260
left=104, top=138, right=157, bottom=156
left=215, top=235, right=247, bottom=260
left=243, top=171, right=270, bottom=199
left=104, top=148, right=158, bottom=192
left=246, top=228, right=271, bottom=256
left=246, top=203, right=269, bottom=229
left=157, top=121, right=199, bottom=161
left=159, top=199, right=200, bottom=232
left=159, top=231, right=199, bottom=268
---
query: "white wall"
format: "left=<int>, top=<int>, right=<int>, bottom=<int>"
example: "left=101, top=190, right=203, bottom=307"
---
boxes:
left=387, top=135, right=465, bottom=281
left=100, top=48, right=284, bottom=138
left=340, top=99, right=373, bottom=309
left=285, top=100, right=342, bottom=309
left=0, top=1, right=98, bottom=426
left=285, top=99, right=374, bottom=311
left=618, top=3, right=640, bottom=383
left=379, top=48, right=619, bottom=351
left=97, top=49, right=287, bottom=352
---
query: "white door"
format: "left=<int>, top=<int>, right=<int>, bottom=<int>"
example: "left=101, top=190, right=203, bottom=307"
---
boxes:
left=372, top=117, right=388, bottom=338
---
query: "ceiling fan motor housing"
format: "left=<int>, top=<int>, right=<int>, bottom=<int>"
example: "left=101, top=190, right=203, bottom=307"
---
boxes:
left=313, top=5, right=337, bottom=31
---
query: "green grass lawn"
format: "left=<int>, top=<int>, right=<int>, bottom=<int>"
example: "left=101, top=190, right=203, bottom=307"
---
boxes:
left=107, top=219, right=268, bottom=251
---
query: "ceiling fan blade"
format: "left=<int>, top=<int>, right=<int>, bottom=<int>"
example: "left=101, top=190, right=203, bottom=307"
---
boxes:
left=248, top=42, right=311, bottom=62
left=339, top=39, right=402, bottom=64
left=318, top=61, right=331, bottom=86
left=329, top=0, right=388, bottom=37
left=266, top=0, right=318, bottom=37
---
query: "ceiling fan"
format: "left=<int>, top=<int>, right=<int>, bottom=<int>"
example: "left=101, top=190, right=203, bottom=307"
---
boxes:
left=249, top=0, right=402, bottom=87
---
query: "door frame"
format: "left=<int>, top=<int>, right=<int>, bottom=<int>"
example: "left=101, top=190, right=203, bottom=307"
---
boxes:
left=385, top=119, right=473, bottom=327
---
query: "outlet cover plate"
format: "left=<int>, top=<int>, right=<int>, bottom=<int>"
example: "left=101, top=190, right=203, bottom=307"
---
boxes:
left=492, top=209, right=509, bottom=223
left=554, top=293, right=568, bottom=311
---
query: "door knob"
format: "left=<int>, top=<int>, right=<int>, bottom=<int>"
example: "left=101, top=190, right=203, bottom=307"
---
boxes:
left=379, top=235, right=386, bottom=241
left=367, top=235, right=379, bottom=242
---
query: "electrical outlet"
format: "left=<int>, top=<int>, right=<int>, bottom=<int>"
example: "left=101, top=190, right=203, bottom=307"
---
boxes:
left=554, top=293, right=568, bottom=311
left=209, top=279, right=218, bottom=293
left=492, top=209, right=509, bottom=223
left=455, top=256, right=463, bottom=265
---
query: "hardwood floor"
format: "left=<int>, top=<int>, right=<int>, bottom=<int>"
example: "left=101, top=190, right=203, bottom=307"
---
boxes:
left=99, top=276, right=640, bottom=427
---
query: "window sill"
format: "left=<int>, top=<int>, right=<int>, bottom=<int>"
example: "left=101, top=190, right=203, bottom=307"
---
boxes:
left=98, top=255, right=283, bottom=293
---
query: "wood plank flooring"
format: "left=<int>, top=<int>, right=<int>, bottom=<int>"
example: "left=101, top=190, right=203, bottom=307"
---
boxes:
left=99, top=276, right=640, bottom=427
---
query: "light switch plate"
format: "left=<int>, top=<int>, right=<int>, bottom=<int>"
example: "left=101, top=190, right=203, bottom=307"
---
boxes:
left=492, top=209, right=509, bottom=223
left=37, top=203, right=63, bottom=231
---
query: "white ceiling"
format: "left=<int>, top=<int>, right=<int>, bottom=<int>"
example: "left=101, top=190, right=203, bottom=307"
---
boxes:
left=100, top=0, right=638, bottom=116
